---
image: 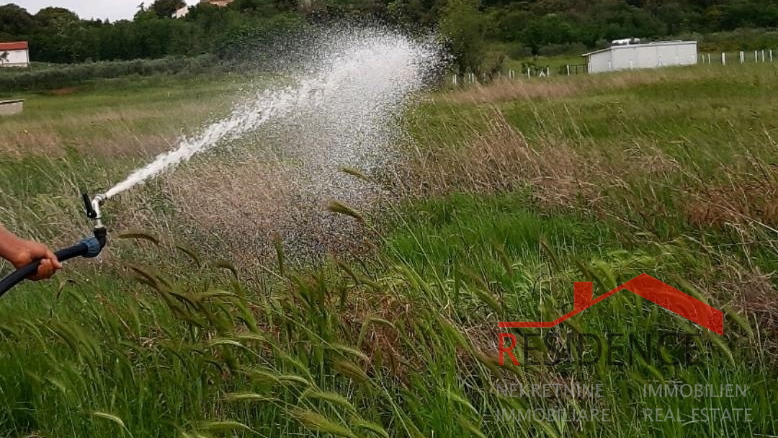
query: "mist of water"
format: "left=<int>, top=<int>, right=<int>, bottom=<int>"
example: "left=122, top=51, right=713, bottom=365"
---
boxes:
left=104, top=28, right=442, bottom=200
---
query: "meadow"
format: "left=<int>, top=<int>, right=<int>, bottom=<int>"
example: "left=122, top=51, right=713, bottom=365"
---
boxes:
left=0, top=62, right=776, bottom=437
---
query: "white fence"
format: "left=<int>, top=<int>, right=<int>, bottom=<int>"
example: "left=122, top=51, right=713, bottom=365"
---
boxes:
left=451, top=67, right=554, bottom=86
left=449, top=48, right=776, bottom=86
left=699, top=49, right=774, bottom=65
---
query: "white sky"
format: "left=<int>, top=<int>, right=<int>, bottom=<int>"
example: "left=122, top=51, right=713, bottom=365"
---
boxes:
left=14, top=0, right=199, bottom=21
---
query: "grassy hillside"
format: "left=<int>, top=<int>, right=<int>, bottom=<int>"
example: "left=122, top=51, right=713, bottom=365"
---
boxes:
left=0, top=64, right=776, bottom=437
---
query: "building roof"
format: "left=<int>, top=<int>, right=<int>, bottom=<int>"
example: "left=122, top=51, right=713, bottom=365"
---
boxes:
left=0, top=41, right=28, bottom=51
left=582, top=40, right=696, bottom=57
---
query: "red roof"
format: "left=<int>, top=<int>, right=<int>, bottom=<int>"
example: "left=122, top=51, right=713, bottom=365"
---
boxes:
left=0, top=41, right=28, bottom=51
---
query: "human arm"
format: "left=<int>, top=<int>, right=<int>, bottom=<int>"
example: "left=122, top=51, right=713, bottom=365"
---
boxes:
left=0, top=226, right=61, bottom=281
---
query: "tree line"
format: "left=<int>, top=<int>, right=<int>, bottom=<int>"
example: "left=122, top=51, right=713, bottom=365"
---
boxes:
left=0, top=0, right=776, bottom=70
left=0, top=1, right=305, bottom=63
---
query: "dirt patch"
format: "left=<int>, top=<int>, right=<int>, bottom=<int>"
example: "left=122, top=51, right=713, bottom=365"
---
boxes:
left=45, top=87, right=80, bottom=96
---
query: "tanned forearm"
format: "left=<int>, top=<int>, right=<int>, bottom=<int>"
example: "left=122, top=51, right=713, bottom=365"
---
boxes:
left=0, top=225, right=24, bottom=260
left=0, top=225, right=62, bottom=280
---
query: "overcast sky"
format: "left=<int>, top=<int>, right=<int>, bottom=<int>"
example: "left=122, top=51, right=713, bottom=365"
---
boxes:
left=16, top=0, right=198, bottom=21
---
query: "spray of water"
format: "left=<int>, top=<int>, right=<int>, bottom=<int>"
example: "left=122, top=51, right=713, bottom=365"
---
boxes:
left=104, top=28, right=442, bottom=200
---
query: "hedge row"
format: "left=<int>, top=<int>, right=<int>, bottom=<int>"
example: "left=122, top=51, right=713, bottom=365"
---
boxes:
left=0, top=55, right=227, bottom=91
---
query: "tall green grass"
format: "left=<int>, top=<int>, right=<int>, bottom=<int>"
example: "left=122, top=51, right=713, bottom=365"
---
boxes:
left=0, top=63, right=776, bottom=437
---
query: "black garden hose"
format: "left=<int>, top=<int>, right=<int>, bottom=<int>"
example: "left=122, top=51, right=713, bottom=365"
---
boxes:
left=0, top=228, right=107, bottom=298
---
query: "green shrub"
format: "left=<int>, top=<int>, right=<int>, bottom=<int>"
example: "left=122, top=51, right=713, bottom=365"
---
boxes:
left=694, top=28, right=778, bottom=52
left=0, top=55, right=224, bottom=91
left=538, top=42, right=588, bottom=57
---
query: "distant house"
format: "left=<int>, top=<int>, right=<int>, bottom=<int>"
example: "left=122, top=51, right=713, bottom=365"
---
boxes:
left=175, top=0, right=235, bottom=17
left=583, top=41, right=697, bottom=74
left=173, top=5, right=190, bottom=18
left=0, top=41, right=30, bottom=68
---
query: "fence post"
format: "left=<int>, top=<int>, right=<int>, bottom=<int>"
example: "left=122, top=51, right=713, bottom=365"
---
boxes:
left=721, top=53, right=726, bottom=65
left=566, top=64, right=571, bottom=76
left=761, top=50, right=766, bottom=62
left=771, top=50, right=774, bottom=62
left=527, top=68, right=531, bottom=79
left=754, top=50, right=758, bottom=62
left=707, top=54, right=711, bottom=64
left=740, top=51, right=744, bottom=63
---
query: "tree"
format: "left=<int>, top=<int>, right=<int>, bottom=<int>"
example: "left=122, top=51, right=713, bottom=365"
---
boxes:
left=32, top=8, right=83, bottom=63
left=35, top=7, right=80, bottom=27
left=521, top=14, right=576, bottom=55
left=150, top=0, right=186, bottom=18
left=439, top=0, right=487, bottom=75
left=230, top=0, right=282, bottom=14
left=0, top=0, right=775, bottom=65
left=0, top=4, right=34, bottom=36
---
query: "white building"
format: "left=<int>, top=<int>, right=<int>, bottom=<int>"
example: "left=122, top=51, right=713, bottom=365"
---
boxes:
left=175, top=0, right=235, bottom=17
left=0, top=41, right=29, bottom=68
left=173, top=5, right=190, bottom=18
left=583, top=41, right=697, bottom=74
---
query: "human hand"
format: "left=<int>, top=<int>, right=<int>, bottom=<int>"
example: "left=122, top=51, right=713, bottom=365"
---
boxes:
left=3, top=238, right=62, bottom=281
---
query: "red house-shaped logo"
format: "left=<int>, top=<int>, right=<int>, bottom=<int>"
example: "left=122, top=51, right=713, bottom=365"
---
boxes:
left=499, top=274, right=723, bottom=335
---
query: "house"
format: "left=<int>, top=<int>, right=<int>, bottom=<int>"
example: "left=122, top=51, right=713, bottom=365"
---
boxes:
left=583, top=40, right=697, bottom=74
left=175, top=0, right=235, bottom=17
left=0, top=41, right=30, bottom=68
left=173, top=5, right=190, bottom=18
left=500, top=273, right=723, bottom=334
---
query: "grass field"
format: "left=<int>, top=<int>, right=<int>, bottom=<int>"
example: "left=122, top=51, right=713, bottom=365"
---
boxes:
left=0, top=64, right=776, bottom=437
